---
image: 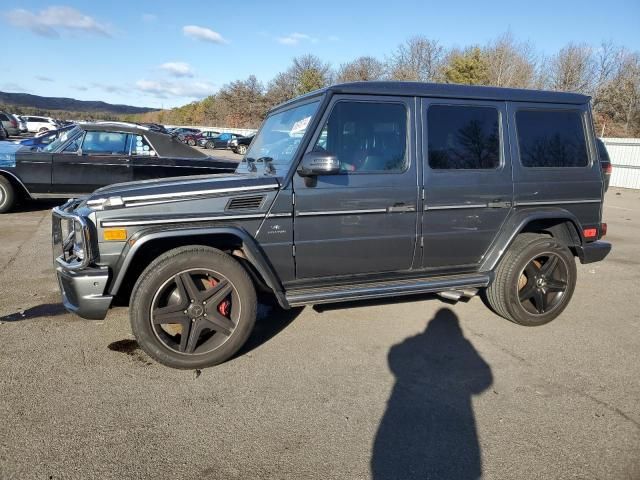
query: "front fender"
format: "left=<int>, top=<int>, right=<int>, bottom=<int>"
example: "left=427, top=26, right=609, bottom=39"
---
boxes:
left=107, top=225, right=286, bottom=304
left=480, top=207, right=585, bottom=272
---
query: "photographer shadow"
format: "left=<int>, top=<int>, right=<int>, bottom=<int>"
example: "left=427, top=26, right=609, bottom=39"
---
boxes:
left=372, top=308, right=492, bottom=480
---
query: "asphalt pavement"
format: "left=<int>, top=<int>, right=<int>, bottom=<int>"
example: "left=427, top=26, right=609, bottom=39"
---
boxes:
left=0, top=188, right=638, bottom=480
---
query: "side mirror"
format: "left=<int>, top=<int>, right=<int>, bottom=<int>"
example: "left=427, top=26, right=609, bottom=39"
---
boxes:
left=297, top=151, right=340, bottom=176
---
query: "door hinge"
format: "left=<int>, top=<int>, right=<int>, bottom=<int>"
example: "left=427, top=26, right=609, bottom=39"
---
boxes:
left=292, top=192, right=295, bottom=205
left=292, top=244, right=296, bottom=257
left=420, top=236, right=424, bottom=248
left=421, top=188, right=425, bottom=201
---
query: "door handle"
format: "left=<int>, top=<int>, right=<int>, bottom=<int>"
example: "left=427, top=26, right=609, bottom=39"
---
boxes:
left=387, top=203, right=416, bottom=213
left=487, top=200, right=512, bottom=208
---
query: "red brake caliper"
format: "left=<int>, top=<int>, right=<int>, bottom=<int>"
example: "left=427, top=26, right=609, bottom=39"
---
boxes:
left=206, top=277, right=231, bottom=317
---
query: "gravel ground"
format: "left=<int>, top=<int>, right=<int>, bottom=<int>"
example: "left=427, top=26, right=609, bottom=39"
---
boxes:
left=0, top=188, right=638, bottom=480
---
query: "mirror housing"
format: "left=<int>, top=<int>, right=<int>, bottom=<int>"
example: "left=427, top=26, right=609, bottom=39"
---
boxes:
left=297, top=151, right=340, bottom=176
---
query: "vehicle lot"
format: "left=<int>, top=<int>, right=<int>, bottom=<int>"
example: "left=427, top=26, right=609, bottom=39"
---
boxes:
left=0, top=188, right=638, bottom=479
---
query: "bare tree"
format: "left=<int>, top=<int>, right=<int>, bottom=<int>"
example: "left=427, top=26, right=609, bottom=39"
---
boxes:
left=546, top=43, right=596, bottom=93
left=596, top=52, right=640, bottom=135
left=483, top=32, right=537, bottom=88
left=336, top=56, right=385, bottom=82
left=387, top=36, right=444, bottom=81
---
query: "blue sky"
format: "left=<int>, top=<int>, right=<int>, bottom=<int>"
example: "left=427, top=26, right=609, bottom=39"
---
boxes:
left=2, top=0, right=639, bottom=109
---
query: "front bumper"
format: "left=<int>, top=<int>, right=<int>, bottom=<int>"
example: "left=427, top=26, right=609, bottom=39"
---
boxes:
left=56, top=266, right=112, bottom=320
left=576, top=241, right=612, bottom=264
left=52, top=200, right=112, bottom=319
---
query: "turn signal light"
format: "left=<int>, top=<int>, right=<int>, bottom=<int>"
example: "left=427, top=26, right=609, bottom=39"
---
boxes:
left=600, top=223, right=607, bottom=237
left=583, top=228, right=597, bottom=239
left=103, top=228, right=128, bottom=241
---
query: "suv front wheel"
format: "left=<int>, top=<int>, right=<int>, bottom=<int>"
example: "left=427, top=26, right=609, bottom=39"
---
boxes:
left=130, top=246, right=257, bottom=369
left=485, top=233, right=577, bottom=326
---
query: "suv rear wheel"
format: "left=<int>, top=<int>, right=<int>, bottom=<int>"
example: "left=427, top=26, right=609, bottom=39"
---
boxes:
left=485, top=233, right=577, bottom=326
left=237, top=145, right=248, bottom=155
left=130, top=246, right=257, bottom=369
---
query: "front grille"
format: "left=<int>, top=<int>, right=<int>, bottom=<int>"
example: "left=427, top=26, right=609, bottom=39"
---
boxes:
left=226, top=195, right=265, bottom=211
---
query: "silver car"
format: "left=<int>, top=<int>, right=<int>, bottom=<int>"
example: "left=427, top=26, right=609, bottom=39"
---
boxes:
left=0, top=111, right=20, bottom=136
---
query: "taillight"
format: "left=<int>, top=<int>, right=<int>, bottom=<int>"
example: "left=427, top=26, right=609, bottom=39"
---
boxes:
left=600, top=223, right=607, bottom=238
left=10, top=118, right=17, bottom=128
left=583, top=228, right=597, bottom=239
left=602, top=163, right=613, bottom=175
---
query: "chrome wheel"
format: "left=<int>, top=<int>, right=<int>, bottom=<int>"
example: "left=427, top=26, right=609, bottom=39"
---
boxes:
left=150, top=268, right=239, bottom=355
left=517, top=252, right=568, bottom=315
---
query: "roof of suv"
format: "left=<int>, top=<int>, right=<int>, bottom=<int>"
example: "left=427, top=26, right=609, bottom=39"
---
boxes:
left=274, top=81, right=590, bottom=111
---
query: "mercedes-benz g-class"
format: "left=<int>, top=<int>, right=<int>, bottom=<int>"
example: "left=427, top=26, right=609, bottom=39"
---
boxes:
left=52, top=82, right=611, bottom=369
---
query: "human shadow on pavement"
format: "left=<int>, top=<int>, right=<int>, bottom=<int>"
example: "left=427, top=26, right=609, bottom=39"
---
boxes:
left=0, top=303, right=67, bottom=322
left=371, top=308, right=493, bottom=480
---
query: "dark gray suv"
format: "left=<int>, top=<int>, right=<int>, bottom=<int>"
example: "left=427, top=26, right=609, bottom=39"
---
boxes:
left=52, top=82, right=611, bottom=369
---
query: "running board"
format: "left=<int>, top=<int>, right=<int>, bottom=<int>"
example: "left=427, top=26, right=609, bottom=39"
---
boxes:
left=285, top=273, right=490, bottom=307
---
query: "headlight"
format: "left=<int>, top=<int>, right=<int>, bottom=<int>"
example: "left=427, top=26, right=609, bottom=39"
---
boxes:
left=72, top=221, right=85, bottom=260
left=230, top=139, right=238, bottom=145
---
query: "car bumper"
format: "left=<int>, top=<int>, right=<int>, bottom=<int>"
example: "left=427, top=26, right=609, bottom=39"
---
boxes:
left=56, top=265, right=113, bottom=320
left=576, top=241, right=611, bottom=264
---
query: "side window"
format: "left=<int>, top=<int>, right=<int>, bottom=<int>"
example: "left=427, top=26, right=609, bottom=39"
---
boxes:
left=313, top=101, right=407, bottom=173
left=81, top=131, right=128, bottom=155
left=516, top=110, right=588, bottom=168
left=0, top=114, right=8, bottom=121
left=428, top=105, right=500, bottom=170
left=128, top=134, right=156, bottom=156
left=64, top=136, right=82, bottom=153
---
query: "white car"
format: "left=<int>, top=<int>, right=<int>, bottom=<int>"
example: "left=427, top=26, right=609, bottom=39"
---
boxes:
left=23, top=115, right=58, bottom=133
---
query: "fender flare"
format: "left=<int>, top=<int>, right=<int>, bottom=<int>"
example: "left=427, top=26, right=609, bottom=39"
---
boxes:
left=108, top=225, right=287, bottom=306
left=0, top=169, right=32, bottom=198
left=480, top=207, right=584, bottom=272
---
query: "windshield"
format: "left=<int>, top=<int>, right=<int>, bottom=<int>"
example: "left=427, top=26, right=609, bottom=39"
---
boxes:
left=237, top=100, right=320, bottom=175
left=42, top=126, right=81, bottom=153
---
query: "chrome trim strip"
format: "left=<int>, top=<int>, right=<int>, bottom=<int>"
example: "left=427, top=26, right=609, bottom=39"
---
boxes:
left=425, top=204, right=486, bottom=211
left=267, top=212, right=292, bottom=218
left=515, top=199, right=601, bottom=206
left=101, top=213, right=265, bottom=227
left=120, top=184, right=279, bottom=203
left=297, top=208, right=387, bottom=217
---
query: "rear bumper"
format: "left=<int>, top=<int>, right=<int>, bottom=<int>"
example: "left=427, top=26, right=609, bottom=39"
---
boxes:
left=56, top=265, right=113, bottom=320
left=576, top=241, right=611, bottom=264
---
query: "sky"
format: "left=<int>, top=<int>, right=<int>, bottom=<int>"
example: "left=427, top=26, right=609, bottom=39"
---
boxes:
left=1, top=0, right=639, bottom=109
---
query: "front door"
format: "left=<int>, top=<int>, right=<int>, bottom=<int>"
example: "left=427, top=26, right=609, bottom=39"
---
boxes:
left=421, top=98, right=513, bottom=271
left=52, top=130, right=131, bottom=194
left=293, top=95, right=419, bottom=280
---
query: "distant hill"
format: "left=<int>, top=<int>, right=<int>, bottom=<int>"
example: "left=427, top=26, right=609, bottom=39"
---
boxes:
left=0, top=91, right=156, bottom=115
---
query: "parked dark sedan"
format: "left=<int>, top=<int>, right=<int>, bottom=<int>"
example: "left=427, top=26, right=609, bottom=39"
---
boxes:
left=205, top=132, right=244, bottom=149
left=230, top=135, right=254, bottom=155
left=0, top=122, right=237, bottom=213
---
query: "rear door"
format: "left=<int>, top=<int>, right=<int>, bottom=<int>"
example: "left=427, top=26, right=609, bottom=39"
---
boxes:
left=421, top=98, right=513, bottom=271
left=293, top=95, right=419, bottom=280
left=52, top=130, right=131, bottom=193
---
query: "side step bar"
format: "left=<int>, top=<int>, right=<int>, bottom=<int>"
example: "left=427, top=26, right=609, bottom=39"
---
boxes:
left=285, top=273, right=491, bottom=307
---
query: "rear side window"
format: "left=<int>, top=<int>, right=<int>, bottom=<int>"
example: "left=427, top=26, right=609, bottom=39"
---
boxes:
left=81, top=131, right=128, bottom=155
left=516, top=110, right=588, bottom=168
left=428, top=105, right=500, bottom=169
left=313, top=101, right=407, bottom=173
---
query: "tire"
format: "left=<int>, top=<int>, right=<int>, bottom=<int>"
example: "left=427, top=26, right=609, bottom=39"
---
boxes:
left=0, top=176, right=15, bottom=213
left=205, top=141, right=213, bottom=149
left=130, top=246, right=257, bottom=369
left=188, top=139, right=196, bottom=146
left=237, top=145, right=247, bottom=155
left=485, top=233, right=577, bottom=326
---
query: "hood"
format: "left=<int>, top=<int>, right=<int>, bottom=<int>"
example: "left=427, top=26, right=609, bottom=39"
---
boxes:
left=85, top=172, right=281, bottom=210
left=0, top=142, right=22, bottom=168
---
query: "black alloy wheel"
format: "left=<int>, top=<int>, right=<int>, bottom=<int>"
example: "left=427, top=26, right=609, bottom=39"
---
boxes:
left=130, top=246, right=257, bottom=368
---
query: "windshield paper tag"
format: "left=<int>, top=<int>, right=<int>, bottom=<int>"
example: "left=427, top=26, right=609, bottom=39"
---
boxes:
left=290, top=116, right=311, bottom=135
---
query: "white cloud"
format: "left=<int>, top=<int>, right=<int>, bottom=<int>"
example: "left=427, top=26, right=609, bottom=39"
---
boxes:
left=328, top=35, right=340, bottom=42
left=36, top=75, right=54, bottom=82
left=183, top=25, right=228, bottom=44
left=142, top=13, right=157, bottom=23
left=4, top=6, right=111, bottom=38
left=160, top=62, right=194, bottom=78
left=135, top=79, right=215, bottom=99
left=277, top=32, right=318, bottom=46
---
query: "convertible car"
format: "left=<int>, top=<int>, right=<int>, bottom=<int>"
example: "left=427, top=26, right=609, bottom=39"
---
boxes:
left=0, top=122, right=237, bottom=213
